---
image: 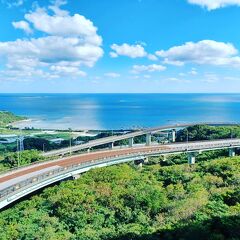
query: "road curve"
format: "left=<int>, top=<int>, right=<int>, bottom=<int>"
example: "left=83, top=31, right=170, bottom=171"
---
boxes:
left=0, top=138, right=240, bottom=209
left=42, top=122, right=239, bottom=157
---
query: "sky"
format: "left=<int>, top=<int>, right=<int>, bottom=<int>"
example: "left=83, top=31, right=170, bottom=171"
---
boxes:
left=1, top=0, right=240, bottom=93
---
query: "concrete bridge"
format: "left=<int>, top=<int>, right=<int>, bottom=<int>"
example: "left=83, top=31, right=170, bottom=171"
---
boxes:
left=42, top=122, right=238, bottom=157
left=0, top=138, right=239, bottom=210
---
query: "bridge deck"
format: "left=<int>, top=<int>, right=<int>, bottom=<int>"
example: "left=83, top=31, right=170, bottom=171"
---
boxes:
left=43, top=122, right=239, bottom=157
left=0, top=139, right=240, bottom=209
left=0, top=145, right=169, bottom=184
left=1, top=139, right=240, bottom=185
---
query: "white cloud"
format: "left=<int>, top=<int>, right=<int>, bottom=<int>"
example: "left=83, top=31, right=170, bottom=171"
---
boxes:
left=188, top=68, right=198, bottom=75
left=187, top=0, right=240, bottom=10
left=50, top=65, right=87, bottom=77
left=48, top=0, right=69, bottom=16
left=147, top=54, right=158, bottom=61
left=167, top=77, right=191, bottom=83
left=110, top=43, right=158, bottom=61
left=110, top=43, right=147, bottom=58
left=131, top=64, right=166, bottom=74
left=0, top=2, right=103, bottom=81
left=143, top=75, right=151, bottom=79
left=163, top=59, right=184, bottom=66
left=12, top=20, right=33, bottom=34
left=1, top=0, right=24, bottom=8
left=202, top=73, right=219, bottom=83
left=104, top=72, right=121, bottom=78
left=156, top=40, right=240, bottom=67
left=24, top=8, right=102, bottom=46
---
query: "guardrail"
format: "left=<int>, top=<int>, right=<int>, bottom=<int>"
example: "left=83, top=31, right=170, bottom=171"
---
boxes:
left=1, top=139, right=240, bottom=209
left=42, top=122, right=240, bottom=157
left=0, top=154, right=145, bottom=202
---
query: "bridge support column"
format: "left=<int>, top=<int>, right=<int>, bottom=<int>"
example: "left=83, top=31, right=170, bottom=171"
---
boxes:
left=146, top=133, right=152, bottom=146
left=229, top=148, right=236, bottom=157
left=87, top=148, right=91, bottom=153
left=163, top=155, right=167, bottom=162
left=72, top=174, right=81, bottom=180
left=171, top=129, right=176, bottom=143
left=129, top=137, right=134, bottom=147
left=188, top=152, right=198, bottom=165
left=109, top=142, right=114, bottom=149
left=144, top=157, right=149, bottom=163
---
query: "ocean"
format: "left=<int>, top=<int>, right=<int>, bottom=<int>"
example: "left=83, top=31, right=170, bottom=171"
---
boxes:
left=0, top=93, right=240, bottom=130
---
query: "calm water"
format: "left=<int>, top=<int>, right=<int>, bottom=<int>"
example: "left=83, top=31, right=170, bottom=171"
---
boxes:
left=1, top=93, right=240, bottom=130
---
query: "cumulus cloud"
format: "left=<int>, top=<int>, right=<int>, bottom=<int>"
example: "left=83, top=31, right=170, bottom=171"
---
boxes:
left=104, top=72, right=121, bottom=78
left=156, top=40, right=240, bottom=67
left=187, top=0, right=240, bottom=10
left=0, top=1, right=103, bottom=81
left=12, top=20, right=32, bottom=34
left=50, top=65, right=87, bottom=77
left=1, top=0, right=24, bottom=8
left=110, top=43, right=157, bottom=61
left=131, top=64, right=166, bottom=74
left=147, top=54, right=158, bottom=61
left=110, top=43, right=147, bottom=58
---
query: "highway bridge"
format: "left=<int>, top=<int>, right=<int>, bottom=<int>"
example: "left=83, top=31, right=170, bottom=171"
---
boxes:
left=0, top=138, right=240, bottom=210
left=42, top=122, right=238, bottom=157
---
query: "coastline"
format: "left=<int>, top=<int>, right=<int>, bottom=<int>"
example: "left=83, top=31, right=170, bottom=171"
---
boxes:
left=9, top=118, right=33, bottom=128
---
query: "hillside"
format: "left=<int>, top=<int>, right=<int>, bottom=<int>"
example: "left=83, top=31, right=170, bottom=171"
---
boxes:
left=0, top=111, right=26, bottom=127
left=0, top=156, right=239, bottom=240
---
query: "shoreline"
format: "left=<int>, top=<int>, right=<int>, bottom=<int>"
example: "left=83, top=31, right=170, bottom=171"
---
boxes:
left=10, top=119, right=134, bottom=133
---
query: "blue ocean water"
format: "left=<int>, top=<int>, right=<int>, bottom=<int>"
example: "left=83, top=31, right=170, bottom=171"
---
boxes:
left=0, top=93, right=240, bottom=130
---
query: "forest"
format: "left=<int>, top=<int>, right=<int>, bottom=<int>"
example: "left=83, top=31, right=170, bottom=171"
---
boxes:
left=0, top=111, right=25, bottom=127
left=0, top=153, right=239, bottom=240
left=0, top=125, right=240, bottom=239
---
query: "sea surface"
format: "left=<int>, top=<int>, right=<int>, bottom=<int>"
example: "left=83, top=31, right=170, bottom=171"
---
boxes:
left=1, top=93, right=240, bottom=130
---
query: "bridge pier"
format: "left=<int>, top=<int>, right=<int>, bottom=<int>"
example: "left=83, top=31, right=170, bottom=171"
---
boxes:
left=129, top=137, right=134, bottom=147
left=144, top=157, right=149, bottom=163
left=229, top=148, right=236, bottom=157
left=146, top=133, right=152, bottom=146
left=72, top=174, right=81, bottom=180
left=171, top=129, right=176, bottom=142
left=109, top=142, right=114, bottom=149
left=188, top=152, right=198, bottom=165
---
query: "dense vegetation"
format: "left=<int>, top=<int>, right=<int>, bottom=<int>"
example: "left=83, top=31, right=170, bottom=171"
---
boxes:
left=0, top=155, right=239, bottom=240
left=0, top=150, right=44, bottom=172
left=0, top=124, right=240, bottom=239
left=176, top=125, right=240, bottom=142
left=0, top=111, right=25, bottom=127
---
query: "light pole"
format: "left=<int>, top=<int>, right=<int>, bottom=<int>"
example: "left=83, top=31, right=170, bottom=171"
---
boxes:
left=17, top=138, right=20, bottom=167
left=69, top=134, right=72, bottom=156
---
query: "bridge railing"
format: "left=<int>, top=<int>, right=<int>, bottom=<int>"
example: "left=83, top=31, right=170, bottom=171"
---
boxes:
left=0, top=152, right=146, bottom=202
left=1, top=139, right=240, bottom=203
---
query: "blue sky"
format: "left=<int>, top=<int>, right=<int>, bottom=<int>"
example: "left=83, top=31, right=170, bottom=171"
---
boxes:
left=1, top=0, right=240, bottom=93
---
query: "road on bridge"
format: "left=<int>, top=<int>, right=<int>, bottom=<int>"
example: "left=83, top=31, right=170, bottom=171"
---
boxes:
left=42, top=122, right=238, bottom=157
left=1, top=138, right=240, bottom=189
left=0, top=138, right=240, bottom=210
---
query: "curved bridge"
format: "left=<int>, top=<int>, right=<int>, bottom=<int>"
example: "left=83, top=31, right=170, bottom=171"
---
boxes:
left=0, top=138, right=240, bottom=210
left=42, top=122, right=239, bottom=157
